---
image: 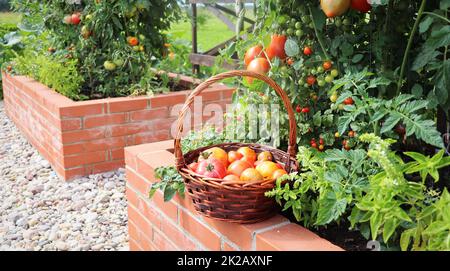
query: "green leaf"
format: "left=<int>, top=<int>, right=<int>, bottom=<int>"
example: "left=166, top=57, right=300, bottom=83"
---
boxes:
left=284, top=38, right=299, bottom=57
left=383, top=218, right=398, bottom=244
left=419, top=16, right=434, bottom=33
left=338, top=115, right=353, bottom=136
left=316, top=191, right=347, bottom=225
left=163, top=184, right=177, bottom=202
left=422, top=221, right=449, bottom=236
left=400, top=228, right=414, bottom=251
left=404, top=152, right=428, bottom=163
left=411, top=84, right=423, bottom=98
left=434, top=60, right=450, bottom=105
left=394, top=208, right=412, bottom=222
left=370, top=212, right=382, bottom=240
left=352, top=54, right=364, bottom=63
left=380, top=113, right=401, bottom=134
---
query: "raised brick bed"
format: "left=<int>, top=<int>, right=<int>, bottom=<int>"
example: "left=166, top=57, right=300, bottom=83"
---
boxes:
left=1, top=72, right=233, bottom=180
left=124, top=140, right=343, bottom=251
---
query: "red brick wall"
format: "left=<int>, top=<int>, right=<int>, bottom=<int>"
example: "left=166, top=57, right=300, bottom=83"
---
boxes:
left=2, top=72, right=233, bottom=180
left=124, top=141, right=343, bottom=251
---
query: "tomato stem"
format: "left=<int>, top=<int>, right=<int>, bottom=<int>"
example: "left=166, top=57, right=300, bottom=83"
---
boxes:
left=396, top=0, right=427, bottom=96
left=308, top=6, right=331, bottom=61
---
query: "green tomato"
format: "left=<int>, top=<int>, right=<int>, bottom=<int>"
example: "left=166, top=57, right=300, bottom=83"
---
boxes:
left=343, top=18, right=351, bottom=26
left=281, top=30, right=287, bottom=35
left=331, top=69, right=339, bottom=78
left=318, top=79, right=326, bottom=87
left=310, top=68, right=317, bottom=75
left=317, top=66, right=324, bottom=73
left=280, top=66, right=288, bottom=73
left=104, top=61, right=117, bottom=71
left=325, top=75, right=334, bottom=83
left=295, top=29, right=303, bottom=37
left=330, top=93, right=338, bottom=103
left=301, top=15, right=310, bottom=24
left=335, top=18, right=342, bottom=27
left=295, top=22, right=302, bottom=29
left=303, top=83, right=309, bottom=88
left=287, top=28, right=294, bottom=35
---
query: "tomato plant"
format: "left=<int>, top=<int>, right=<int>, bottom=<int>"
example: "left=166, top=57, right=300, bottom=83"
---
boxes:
left=11, top=0, right=181, bottom=99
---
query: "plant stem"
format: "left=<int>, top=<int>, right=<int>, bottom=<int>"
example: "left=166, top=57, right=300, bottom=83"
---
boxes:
left=396, top=0, right=427, bottom=96
left=423, top=11, right=450, bottom=24
left=308, top=6, right=331, bottom=60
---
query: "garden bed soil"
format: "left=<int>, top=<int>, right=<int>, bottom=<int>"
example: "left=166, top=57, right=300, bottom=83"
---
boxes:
left=1, top=71, right=234, bottom=181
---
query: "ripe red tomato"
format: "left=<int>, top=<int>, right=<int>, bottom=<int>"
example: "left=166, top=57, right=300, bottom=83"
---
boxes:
left=200, top=147, right=228, bottom=167
left=348, top=131, right=356, bottom=137
left=244, top=45, right=264, bottom=66
left=227, top=160, right=253, bottom=177
left=320, top=0, right=351, bottom=18
left=311, top=142, right=318, bottom=149
left=71, top=13, right=81, bottom=25
left=228, top=151, right=243, bottom=164
left=266, top=34, right=287, bottom=60
left=303, top=46, right=313, bottom=56
left=302, top=107, right=310, bottom=113
left=196, top=158, right=227, bottom=179
left=343, top=97, right=354, bottom=105
left=237, top=147, right=257, bottom=164
left=188, top=162, right=198, bottom=172
left=296, top=105, right=302, bottom=113
left=307, top=76, right=316, bottom=86
left=323, top=61, right=332, bottom=70
left=351, top=0, right=371, bottom=13
left=246, top=57, right=271, bottom=84
left=128, top=36, right=139, bottom=46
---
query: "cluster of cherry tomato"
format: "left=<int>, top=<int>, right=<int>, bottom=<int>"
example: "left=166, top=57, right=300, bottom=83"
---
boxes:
left=187, top=147, right=288, bottom=183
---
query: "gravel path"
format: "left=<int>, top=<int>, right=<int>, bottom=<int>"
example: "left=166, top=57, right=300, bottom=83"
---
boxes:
left=0, top=101, right=129, bottom=251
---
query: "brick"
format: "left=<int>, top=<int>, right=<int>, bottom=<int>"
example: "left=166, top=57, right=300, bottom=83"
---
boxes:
left=60, top=102, right=104, bottom=117
left=134, top=131, right=170, bottom=145
left=108, top=98, right=148, bottom=113
left=64, top=151, right=107, bottom=168
left=127, top=185, right=162, bottom=228
left=199, top=89, right=221, bottom=101
left=128, top=204, right=153, bottom=241
left=63, top=167, right=86, bottom=181
left=130, top=108, right=169, bottom=122
left=150, top=93, right=186, bottom=108
left=111, top=148, right=125, bottom=160
left=92, top=160, right=124, bottom=174
left=129, top=238, right=143, bottom=251
left=126, top=168, right=152, bottom=197
left=151, top=118, right=177, bottom=132
left=222, top=88, right=235, bottom=99
left=136, top=150, right=175, bottom=181
left=159, top=219, right=197, bottom=251
left=110, top=123, right=151, bottom=137
left=62, top=128, right=105, bottom=144
left=255, top=224, right=343, bottom=251
left=151, top=190, right=178, bottom=223
left=84, top=114, right=127, bottom=128
left=204, top=215, right=289, bottom=251
left=223, top=242, right=239, bottom=251
left=61, top=118, right=82, bottom=131
left=179, top=209, right=221, bottom=251
left=84, top=137, right=126, bottom=152
left=153, top=230, right=180, bottom=251
left=62, top=143, right=84, bottom=155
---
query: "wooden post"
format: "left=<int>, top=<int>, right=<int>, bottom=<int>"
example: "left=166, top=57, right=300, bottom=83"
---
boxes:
left=191, top=3, right=200, bottom=75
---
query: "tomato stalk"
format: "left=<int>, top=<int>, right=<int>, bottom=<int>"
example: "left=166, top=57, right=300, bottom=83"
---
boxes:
left=308, top=6, right=331, bottom=60
left=396, top=0, right=427, bottom=96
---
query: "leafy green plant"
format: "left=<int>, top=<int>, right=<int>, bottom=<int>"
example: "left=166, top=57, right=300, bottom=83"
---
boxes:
left=401, top=188, right=450, bottom=251
left=332, top=70, right=444, bottom=148
left=404, top=149, right=450, bottom=183
left=11, top=0, right=181, bottom=99
left=149, top=166, right=185, bottom=202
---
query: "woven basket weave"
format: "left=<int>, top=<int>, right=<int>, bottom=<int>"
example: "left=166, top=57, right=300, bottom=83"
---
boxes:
left=174, top=70, right=298, bottom=224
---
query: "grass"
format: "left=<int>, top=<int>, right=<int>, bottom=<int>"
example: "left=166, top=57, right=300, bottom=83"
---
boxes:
left=0, top=12, right=21, bottom=25
left=167, top=8, right=253, bottom=52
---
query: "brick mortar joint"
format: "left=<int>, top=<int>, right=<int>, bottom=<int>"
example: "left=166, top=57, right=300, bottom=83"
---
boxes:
left=250, top=220, right=292, bottom=251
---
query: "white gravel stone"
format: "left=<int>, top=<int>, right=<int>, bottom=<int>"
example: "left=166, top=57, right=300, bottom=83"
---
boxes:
left=0, top=102, right=128, bottom=251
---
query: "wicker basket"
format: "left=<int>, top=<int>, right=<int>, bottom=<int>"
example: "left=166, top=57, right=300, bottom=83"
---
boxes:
left=174, top=70, right=298, bottom=224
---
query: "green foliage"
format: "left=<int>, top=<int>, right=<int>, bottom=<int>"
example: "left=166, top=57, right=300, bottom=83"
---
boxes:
left=332, top=70, right=444, bottom=148
left=149, top=166, right=185, bottom=202
left=267, top=133, right=450, bottom=250
left=11, top=0, right=181, bottom=99
left=404, top=150, right=450, bottom=183
left=400, top=188, right=450, bottom=251
left=181, top=126, right=229, bottom=154
left=14, top=47, right=85, bottom=100
left=0, top=23, right=21, bottom=98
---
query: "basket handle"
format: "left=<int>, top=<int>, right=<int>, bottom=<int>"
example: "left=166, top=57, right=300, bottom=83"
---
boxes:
left=174, top=70, right=297, bottom=169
